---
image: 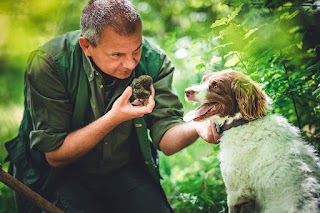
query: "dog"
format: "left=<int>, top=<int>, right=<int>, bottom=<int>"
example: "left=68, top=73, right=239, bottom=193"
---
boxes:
left=183, top=70, right=320, bottom=213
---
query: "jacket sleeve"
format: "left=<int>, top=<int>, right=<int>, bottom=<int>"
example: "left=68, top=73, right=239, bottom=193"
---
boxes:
left=148, top=54, right=185, bottom=149
left=25, top=50, right=72, bottom=152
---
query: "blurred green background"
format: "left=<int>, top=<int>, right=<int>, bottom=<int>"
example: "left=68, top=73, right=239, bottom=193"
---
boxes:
left=0, top=0, right=319, bottom=212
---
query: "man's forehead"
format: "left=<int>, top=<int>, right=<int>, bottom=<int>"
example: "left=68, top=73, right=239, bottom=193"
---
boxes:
left=98, top=27, right=142, bottom=50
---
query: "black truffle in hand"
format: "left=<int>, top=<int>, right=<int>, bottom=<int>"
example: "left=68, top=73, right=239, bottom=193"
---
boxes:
left=131, top=75, right=153, bottom=99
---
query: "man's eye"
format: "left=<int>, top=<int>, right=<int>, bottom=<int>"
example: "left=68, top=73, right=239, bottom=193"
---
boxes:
left=134, top=48, right=141, bottom=55
left=112, top=53, right=121, bottom=57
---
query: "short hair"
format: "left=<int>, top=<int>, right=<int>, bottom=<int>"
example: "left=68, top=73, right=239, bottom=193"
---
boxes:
left=80, top=0, right=142, bottom=46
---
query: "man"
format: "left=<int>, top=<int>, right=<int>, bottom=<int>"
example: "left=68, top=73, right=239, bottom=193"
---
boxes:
left=5, top=0, right=220, bottom=212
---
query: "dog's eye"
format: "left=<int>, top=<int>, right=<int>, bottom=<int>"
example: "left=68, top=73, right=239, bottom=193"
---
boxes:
left=210, top=84, right=218, bottom=90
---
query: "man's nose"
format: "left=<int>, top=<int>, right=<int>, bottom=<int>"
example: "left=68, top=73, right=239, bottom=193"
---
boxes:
left=122, top=56, right=137, bottom=70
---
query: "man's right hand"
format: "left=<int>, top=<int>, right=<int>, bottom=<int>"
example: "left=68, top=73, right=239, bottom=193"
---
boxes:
left=108, top=85, right=155, bottom=124
left=45, top=85, right=155, bottom=168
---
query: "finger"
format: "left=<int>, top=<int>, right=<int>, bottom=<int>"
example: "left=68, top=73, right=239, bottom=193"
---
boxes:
left=145, top=84, right=155, bottom=107
left=150, top=84, right=155, bottom=98
left=119, top=86, right=132, bottom=104
left=145, top=96, right=155, bottom=111
left=131, top=99, right=143, bottom=106
left=209, top=121, right=215, bottom=143
left=211, top=121, right=221, bottom=144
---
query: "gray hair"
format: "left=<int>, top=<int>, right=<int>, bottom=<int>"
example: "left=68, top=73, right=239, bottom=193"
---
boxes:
left=80, top=0, right=142, bottom=46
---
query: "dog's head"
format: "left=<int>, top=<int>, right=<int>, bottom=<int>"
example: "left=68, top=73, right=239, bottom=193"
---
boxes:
left=184, top=70, right=269, bottom=122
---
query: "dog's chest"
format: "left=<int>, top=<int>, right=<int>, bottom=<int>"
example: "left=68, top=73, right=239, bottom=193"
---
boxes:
left=218, top=133, right=260, bottom=177
left=219, top=130, right=258, bottom=158
left=219, top=143, right=255, bottom=169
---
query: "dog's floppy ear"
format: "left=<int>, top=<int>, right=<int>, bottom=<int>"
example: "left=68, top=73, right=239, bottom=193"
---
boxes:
left=231, top=73, right=268, bottom=120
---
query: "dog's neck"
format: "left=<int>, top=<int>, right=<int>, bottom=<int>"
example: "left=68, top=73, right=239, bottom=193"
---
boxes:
left=216, top=118, right=248, bottom=133
left=211, top=113, right=249, bottom=134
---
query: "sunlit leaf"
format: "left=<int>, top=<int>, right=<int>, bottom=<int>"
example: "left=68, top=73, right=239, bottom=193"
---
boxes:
left=312, top=87, right=320, bottom=97
left=210, top=17, right=228, bottom=28
left=211, top=42, right=233, bottom=51
left=228, top=3, right=244, bottom=22
left=283, top=2, right=293, bottom=7
left=224, top=55, right=239, bottom=67
left=297, top=42, right=303, bottom=49
left=210, top=56, right=222, bottom=64
left=196, top=62, right=206, bottom=70
left=244, top=28, right=258, bottom=40
left=280, top=10, right=299, bottom=20
left=224, top=51, right=238, bottom=58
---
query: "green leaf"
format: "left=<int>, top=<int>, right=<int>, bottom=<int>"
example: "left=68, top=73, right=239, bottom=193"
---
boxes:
left=224, top=51, right=238, bottom=58
left=210, top=56, right=222, bottom=65
left=312, top=87, right=320, bottom=97
left=196, top=63, right=206, bottom=70
left=228, top=3, right=244, bottom=22
left=244, top=28, right=258, bottom=40
left=210, top=17, right=228, bottom=28
left=210, top=3, right=243, bottom=28
left=280, top=10, right=300, bottom=20
left=224, top=55, right=239, bottom=67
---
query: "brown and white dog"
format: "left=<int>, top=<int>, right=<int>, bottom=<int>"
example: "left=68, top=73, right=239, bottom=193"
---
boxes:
left=184, top=70, right=320, bottom=213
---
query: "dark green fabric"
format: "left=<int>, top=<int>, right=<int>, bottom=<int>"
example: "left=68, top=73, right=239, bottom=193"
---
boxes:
left=5, top=30, right=184, bottom=212
left=52, top=164, right=173, bottom=213
left=26, top=30, right=183, bottom=152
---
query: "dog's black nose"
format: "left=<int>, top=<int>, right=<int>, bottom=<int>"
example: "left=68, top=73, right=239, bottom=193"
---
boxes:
left=185, top=89, right=195, bottom=97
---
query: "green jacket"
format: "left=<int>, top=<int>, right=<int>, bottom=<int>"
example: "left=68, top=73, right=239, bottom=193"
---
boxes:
left=5, top=30, right=183, bottom=212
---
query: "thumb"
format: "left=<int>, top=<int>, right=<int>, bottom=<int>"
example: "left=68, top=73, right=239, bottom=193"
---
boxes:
left=118, top=86, right=132, bottom=103
left=211, top=121, right=222, bottom=144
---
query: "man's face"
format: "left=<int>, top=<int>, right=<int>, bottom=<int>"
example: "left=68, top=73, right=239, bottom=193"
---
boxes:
left=81, top=26, right=142, bottom=79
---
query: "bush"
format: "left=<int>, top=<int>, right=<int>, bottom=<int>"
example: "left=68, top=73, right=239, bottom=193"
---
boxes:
left=160, top=142, right=228, bottom=213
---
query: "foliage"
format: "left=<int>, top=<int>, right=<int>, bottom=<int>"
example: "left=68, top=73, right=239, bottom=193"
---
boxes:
left=137, top=0, right=320, bottom=211
left=206, top=2, right=320, bottom=147
left=0, top=106, right=22, bottom=213
left=137, top=0, right=320, bottom=145
left=0, top=0, right=319, bottom=212
left=160, top=144, right=227, bottom=213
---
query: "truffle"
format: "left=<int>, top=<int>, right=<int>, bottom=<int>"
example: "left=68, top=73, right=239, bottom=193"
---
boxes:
left=131, top=75, right=153, bottom=99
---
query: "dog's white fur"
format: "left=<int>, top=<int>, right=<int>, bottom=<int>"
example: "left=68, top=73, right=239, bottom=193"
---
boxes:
left=184, top=70, right=320, bottom=213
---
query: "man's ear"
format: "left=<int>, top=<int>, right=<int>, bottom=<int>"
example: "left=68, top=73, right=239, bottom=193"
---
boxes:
left=79, top=37, right=92, bottom=56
